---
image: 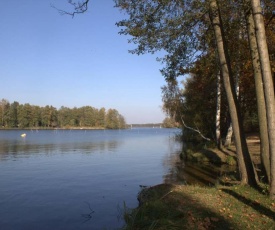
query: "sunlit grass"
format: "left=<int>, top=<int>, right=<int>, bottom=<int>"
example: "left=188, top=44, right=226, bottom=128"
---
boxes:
left=122, top=184, right=275, bottom=230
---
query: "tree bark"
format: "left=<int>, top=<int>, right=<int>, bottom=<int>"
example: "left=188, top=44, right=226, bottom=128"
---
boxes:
left=209, top=0, right=257, bottom=186
left=245, top=6, right=270, bottom=183
left=251, top=0, right=275, bottom=198
left=216, top=71, right=222, bottom=148
left=224, top=124, right=233, bottom=147
left=224, top=30, right=241, bottom=148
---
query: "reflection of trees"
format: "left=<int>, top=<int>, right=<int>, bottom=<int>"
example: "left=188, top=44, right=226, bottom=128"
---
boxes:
left=0, top=138, right=122, bottom=161
left=162, top=145, right=237, bottom=186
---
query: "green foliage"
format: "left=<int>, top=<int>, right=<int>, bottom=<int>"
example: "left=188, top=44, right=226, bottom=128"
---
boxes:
left=183, top=148, right=223, bottom=164
left=105, top=109, right=126, bottom=129
left=226, top=156, right=237, bottom=166
left=187, top=150, right=210, bottom=163
left=0, top=99, right=10, bottom=127
left=115, top=0, right=209, bottom=80
left=162, top=117, right=179, bottom=128
left=0, top=99, right=126, bottom=129
left=8, top=101, right=19, bottom=127
left=115, top=0, right=275, bottom=142
left=40, top=105, right=58, bottom=128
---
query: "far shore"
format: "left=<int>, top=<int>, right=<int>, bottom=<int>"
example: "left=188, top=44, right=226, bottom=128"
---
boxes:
left=0, top=125, right=173, bottom=130
left=0, top=127, right=107, bottom=130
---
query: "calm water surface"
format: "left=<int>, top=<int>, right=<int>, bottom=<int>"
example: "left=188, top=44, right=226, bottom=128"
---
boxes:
left=0, top=128, right=183, bottom=230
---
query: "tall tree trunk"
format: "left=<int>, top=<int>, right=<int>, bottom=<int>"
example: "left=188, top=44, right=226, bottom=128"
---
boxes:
left=251, top=0, right=275, bottom=198
left=209, top=0, right=257, bottom=186
left=224, top=70, right=239, bottom=147
left=224, top=30, right=241, bottom=148
left=245, top=6, right=270, bottom=183
left=216, top=71, right=222, bottom=148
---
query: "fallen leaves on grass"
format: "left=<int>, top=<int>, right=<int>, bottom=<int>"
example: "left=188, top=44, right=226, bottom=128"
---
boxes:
left=123, top=184, right=275, bottom=230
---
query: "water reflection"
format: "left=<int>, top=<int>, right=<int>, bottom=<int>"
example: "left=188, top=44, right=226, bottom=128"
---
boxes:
left=1, top=128, right=238, bottom=230
left=0, top=131, right=123, bottom=161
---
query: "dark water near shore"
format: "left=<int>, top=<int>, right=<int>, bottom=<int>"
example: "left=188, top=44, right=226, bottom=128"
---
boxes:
left=0, top=128, right=235, bottom=230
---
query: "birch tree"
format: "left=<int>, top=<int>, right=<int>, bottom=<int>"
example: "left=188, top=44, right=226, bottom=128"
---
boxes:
left=216, top=71, right=222, bottom=148
left=209, top=0, right=256, bottom=186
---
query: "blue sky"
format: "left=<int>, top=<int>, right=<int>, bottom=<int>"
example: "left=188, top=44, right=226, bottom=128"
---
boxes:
left=0, top=0, right=167, bottom=124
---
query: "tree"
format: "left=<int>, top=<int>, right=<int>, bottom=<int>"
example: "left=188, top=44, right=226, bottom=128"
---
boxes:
left=18, top=103, right=32, bottom=128
left=0, top=98, right=126, bottom=129
left=251, top=0, right=275, bottom=198
left=209, top=0, right=257, bottom=186
left=215, top=71, right=222, bottom=147
left=161, top=61, right=220, bottom=142
left=78, top=106, right=96, bottom=127
left=58, top=106, right=73, bottom=127
left=41, top=105, right=58, bottom=128
left=118, top=114, right=127, bottom=129
left=60, top=0, right=275, bottom=193
left=162, top=117, right=179, bottom=128
left=105, top=109, right=126, bottom=129
left=115, top=0, right=257, bottom=186
left=161, top=79, right=183, bottom=126
left=97, top=107, right=106, bottom=127
left=243, top=0, right=270, bottom=183
left=52, top=0, right=90, bottom=17
left=70, top=107, right=79, bottom=127
left=8, top=101, right=19, bottom=128
left=31, top=105, right=42, bottom=127
left=0, top=99, right=10, bottom=127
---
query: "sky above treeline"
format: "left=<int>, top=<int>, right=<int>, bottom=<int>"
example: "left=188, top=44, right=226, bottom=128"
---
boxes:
left=0, top=0, right=167, bottom=124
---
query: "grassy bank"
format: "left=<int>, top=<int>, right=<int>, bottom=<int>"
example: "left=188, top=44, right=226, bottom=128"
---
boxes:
left=122, top=134, right=274, bottom=229
left=122, top=184, right=275, bottom=229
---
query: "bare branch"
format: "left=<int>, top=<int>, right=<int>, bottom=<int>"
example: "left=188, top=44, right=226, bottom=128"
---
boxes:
left=265, top=12, right=275, bottom=28
left=180, top=115, right=211, bottom=141
left=51, top=0, right=90, bottom=18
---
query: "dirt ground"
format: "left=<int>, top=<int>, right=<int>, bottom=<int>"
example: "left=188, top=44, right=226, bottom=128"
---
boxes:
left=232, top=133, right=261, bottom=164
left=209, top=133, right=261, bottom=165
left=246, top=133, right=261, bottom=164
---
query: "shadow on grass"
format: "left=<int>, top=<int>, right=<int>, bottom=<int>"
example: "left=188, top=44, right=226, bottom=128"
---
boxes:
left=221, top=188, right=275, bottom=221
left=164, top=160, right=238, bottom=187
left=200, top=149, right=224, bottom=164
left=123, top=184, right=237, bottom=230
left=179, top=163, right=219, bottom=185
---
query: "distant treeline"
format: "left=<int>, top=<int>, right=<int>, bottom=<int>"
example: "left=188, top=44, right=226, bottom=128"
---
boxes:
left=0, top=99, right=127, bottom=129
left=131, top=123, right=163, bottom=128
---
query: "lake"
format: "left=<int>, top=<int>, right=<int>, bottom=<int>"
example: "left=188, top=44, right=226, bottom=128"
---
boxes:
left=0, top=128, right=184, bottom=230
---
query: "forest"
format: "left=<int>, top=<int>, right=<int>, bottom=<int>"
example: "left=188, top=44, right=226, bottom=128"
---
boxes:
left=113, top=0, right=275, bottom=198
left=0, top=99, right=127, bottom=129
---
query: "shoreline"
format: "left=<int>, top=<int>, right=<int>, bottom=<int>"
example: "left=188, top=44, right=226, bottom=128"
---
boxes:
left=122, top=134, right=275, bottom=229
left=124, top=183, right=274, bottom=229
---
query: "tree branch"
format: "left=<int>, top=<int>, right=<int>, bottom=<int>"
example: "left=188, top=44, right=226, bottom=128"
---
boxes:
left=265, top=11, right=275, bottom=28
left=51, top=0, right=90, bottom=18
left=180, top=115, right=211, bottom=141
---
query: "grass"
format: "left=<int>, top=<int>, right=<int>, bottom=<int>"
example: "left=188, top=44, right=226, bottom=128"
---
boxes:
left=122, top=184, right=275, bottom=230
